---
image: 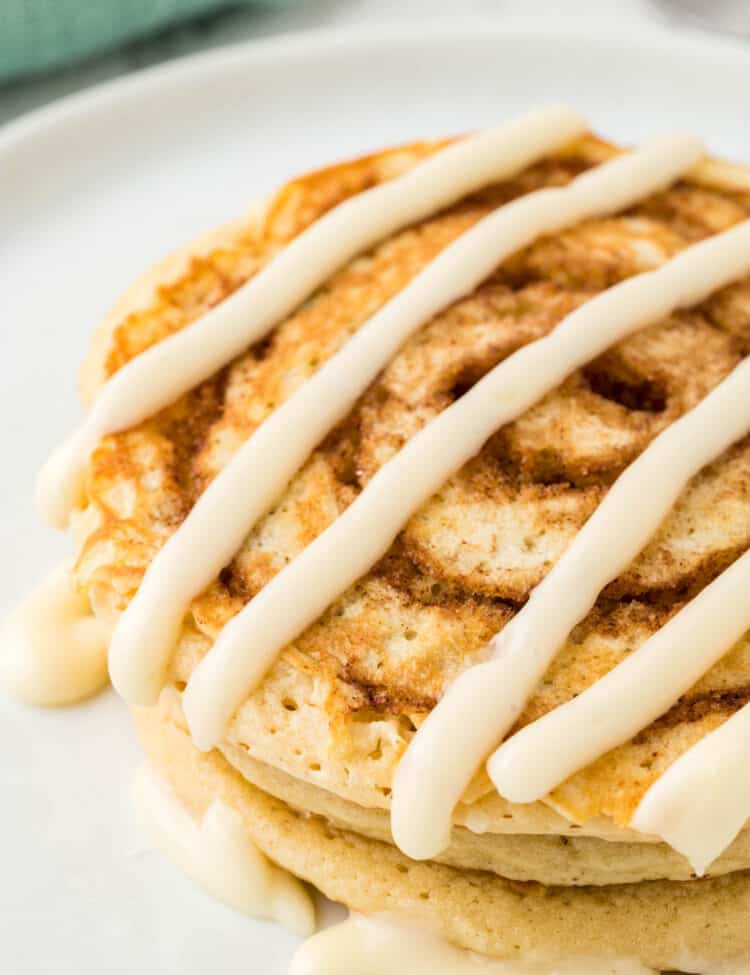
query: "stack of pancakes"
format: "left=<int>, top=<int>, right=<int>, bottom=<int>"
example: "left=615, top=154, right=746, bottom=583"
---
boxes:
left=71, top=135, right=750, bottom=970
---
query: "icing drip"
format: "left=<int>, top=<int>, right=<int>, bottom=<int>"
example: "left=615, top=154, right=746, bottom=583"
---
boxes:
left=131, top=762, right=315, bottom=937
left=289, top=914, right=657, bottom=975
left=181, top=217, right=750, bottom=754
left=36, top=105, right=586, bottom=531
left=0, top=563, right=110, bottom=706
left=632, top=702, right=750, bottom=876
left=392, top=354, right=750, bottom=859
left=108, top=130, right=702, bottom=708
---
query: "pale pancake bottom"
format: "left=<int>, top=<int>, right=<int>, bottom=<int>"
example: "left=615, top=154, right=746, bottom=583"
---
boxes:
left=152, top=689, right=750, bottom=888
left=134, top=704, right=750, bottom=973
left=219, top=737, right=750, bottom=888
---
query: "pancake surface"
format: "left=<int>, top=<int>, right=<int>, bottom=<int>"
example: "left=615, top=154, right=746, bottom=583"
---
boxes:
left=69, top=133, right=750, bottom=950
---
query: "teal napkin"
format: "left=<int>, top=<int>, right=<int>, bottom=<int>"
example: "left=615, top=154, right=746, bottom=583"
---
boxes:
left=0, top=1, right=287, bottom=82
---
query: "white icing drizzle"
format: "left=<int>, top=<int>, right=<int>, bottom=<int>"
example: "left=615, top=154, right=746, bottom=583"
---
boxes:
left=0, top=562, right=111, bottom=707
left=131, top=762, right=315, bottom=937
left=35, top=105, right=587, bottom=531
left=108, top=130, right=702, bottom=708
left=289, top=914, right=656, bottom=975
left=487, top=545, right=750, bottom=805
left=631, top=702, right=750, bottom=876
left=392, top=353, right=750, bottom=859
left=181, top=217, right=750, bottom=754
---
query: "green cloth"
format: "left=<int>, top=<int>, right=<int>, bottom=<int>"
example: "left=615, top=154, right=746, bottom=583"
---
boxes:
left=0, top=1, right=288, bottom=82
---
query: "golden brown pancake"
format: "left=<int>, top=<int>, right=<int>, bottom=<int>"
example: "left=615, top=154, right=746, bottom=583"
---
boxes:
left=68, top=132, right=750, bottom=966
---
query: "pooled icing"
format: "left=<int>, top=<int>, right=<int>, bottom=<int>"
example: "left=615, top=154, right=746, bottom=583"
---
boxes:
left=289, top=914, right=657, bottom=975
left=0, top=562, right=110, bottom=706
left=132, top=762, right=315, bottom=937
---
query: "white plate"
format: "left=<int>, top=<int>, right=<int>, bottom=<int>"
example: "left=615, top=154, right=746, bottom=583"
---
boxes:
left=2, top=20, right=750, bottom=974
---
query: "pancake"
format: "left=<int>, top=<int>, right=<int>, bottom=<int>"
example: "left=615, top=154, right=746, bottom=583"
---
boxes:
left=73, top=134, right=750, bottom=825
left=135, top=700, right=750, bottom=973
left=62, top=129, right=750, bottom=969
left=136, top=685, right=749, bottom=888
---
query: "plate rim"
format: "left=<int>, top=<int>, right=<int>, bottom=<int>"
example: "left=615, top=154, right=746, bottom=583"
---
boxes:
left=2, top=16, right=749, bottom=159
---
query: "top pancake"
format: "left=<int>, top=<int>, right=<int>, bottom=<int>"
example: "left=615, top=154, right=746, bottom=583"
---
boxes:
left=72, top=133, right=750, bottom=833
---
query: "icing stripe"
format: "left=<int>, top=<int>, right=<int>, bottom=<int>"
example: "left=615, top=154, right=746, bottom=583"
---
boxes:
left=181, top=219, right=750, bottom=754
left=490, top=545, right=750, bottom=821
left=107, top=133, right=703, bottom=707
left=393, top=354, right=750, bottom=860
left=35, top=105, right=586, bottom=530
left=632, top=701, right=750, bottom=876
